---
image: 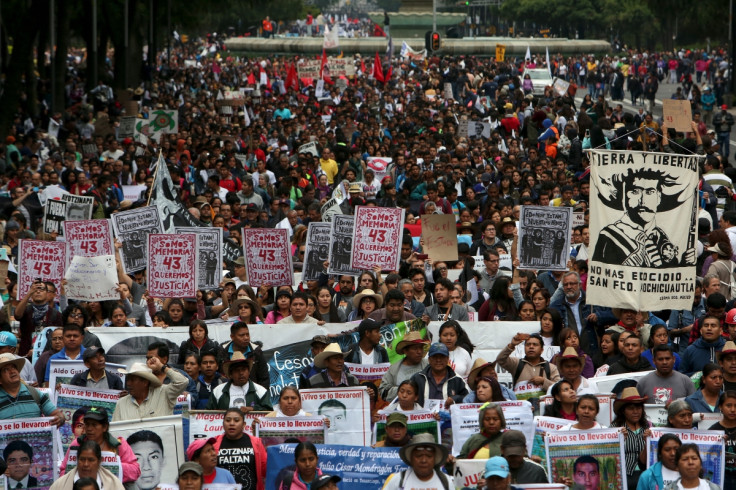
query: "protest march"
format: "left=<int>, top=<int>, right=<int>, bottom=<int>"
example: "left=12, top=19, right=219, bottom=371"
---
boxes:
left=1, top=24, right=736, bottom=490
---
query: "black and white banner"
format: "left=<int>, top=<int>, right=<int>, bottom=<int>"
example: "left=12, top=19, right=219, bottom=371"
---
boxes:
left=175, top=227, right=222, bottom=289
left=328, top=214, right=361, bottom=276
left=112, top=206, right=163, bottom=273
left=587, top=150, right=702, bottom=310
left=302, top=222, right=331, bottom=281
left=518, top=206, right=572, bottom=271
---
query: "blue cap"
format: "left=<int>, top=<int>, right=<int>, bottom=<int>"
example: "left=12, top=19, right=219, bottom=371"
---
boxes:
left=428, top=342, right=449, bottom=357
left=484, top=456, right=510, bottom=478
left=0, top=331, right=17, bottom=348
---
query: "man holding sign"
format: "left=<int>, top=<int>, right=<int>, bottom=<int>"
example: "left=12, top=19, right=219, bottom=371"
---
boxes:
left=496, top=333, right=560, bottom=392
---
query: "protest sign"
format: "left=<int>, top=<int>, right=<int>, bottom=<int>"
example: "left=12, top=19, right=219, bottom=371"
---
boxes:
left=532, top=415, right=569, bottom=463
left=299, top=387, right=371, bottom=446
left=119, top=116, right=136, bottom=138
left=55, top=384, right=121, bottom=452
left=265, top=444, right=403, bottom=490
left=374, top=410, right=440, bottom=445
left=122, top=185, right=147, bottom=202
left=463, top=121, right=492, bottom=139
left=587, top=150, right=702, bottom=311
left=66, top=451, right=122, bottom=480
left=546, top=429, right=626, bottom=490
left=42, top=199, right=67, bottom=236
left=541, top=393, right=613, bottom=427
left=188, top=411, right=259, bottom=441
left=0, top=417, right=58, bottom=489
left=454, top=459, right=487, bottom=490
left=552, top=78, right=571, bottom=97
left=255, top=416, right=326, bottom=446
left=698, top=413, right=721, bottom=430
left=328, top=214, right=361, bottom=276
left=64, top=219, right=115, bottom=267
left=17, top=240, right=66, bottom=299
left=449, top=401, right=533, bottom=456
left=662, top=99, right=693, bottom=133
left=587, top=371, right=653, bottom=394
left=135, top=110, right=179, bottom=142
left=147, top=234, right=198, bottom=298
left=147, top=153, right=243, bottom=264
left=351, top=206, right=404, bottom=270
left=48, top=360, right=126, bottom=393
left=297, top=141, right=320, bottom=157
left=572, top=212, right=585, bottom=228
left=646, top=428, right=725, bottom=486
left=64, top=255, right=118, bottom=301
left=243, top=228, right=293, bottom=287
left=422, top=214, right=458, bottom=261
left=518, top=206, right=572, bottom=270
left=61, top=194, right=94, bottom=221
left=302, top=222, right=331, bottom=281
left=175, top=227, right=222, bottom=289
left=112, top=206, right=163, bottom=273
left=365, top=157, right=391, bottom=183
left=495, top=44, right=506, bottom=62
left=296, top=58, right=356, bottom=79
left=110, top=416, right=185, bottom=487
left=644, top=404, right=669, bottom=427
left=345, top=363, right=390, bottom=383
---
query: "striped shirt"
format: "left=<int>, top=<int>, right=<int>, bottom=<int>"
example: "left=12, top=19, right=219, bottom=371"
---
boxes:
left=0, top=384, right=57, bottom=420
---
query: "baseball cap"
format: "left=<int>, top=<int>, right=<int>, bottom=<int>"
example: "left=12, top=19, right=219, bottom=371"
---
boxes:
left=311, top=335, right=330, bottom=347
left=386, top=412, right=408, bottom=427
left=500, top=430, right=527, bottom=456
left=83, top=406, right=109, bottom=422
left=82, top=346, right=105, bottom=361
left=0, top=331, right=17, bottom=348
left=311, top=474, right=341, bottom=490
left=428, top=342, right=449, bottom=357
left=484, top=456, right=510, bottom=478
left=186, top=437, right=217, bottom=461
left=357, top=318, right=381, bottom=335
left=178, top=462, right=203, bottom=477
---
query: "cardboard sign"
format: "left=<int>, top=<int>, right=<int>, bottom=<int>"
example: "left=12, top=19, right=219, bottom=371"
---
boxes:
left=351, top=206, right=404, bottom=270
left=64, top=219, right=115, bottom=267
left=112, top=206, right=163, bottom=273
left=327, top=215, right=362, bottom=276
left=243, top=228, right=293, bottom=287
left=302, top=222, right=331, bottom=281
left=175, top=227, right=223, bottom=290
left=147, top=234, right=198, bottom=297
left=422, top=214, right=458, bottom=261
left=495, top=44, right=506, bottom=62
left=662, top=99, right=693, bottom=133
left=17, top=240, right=65, bottom=299
left=64, top=255, right=119, bottom=301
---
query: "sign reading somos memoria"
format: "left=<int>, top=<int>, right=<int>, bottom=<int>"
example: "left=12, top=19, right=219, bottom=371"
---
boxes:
left=351, top=206, right=404, bottom=271
left=243, top=228, right=293, bottom=287
left=587, top=150, right=702, bottom=311
left=147, top=234, right=198, bottom=298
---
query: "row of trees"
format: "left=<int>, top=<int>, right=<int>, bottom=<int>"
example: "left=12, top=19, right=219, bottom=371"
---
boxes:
left=498, top=0, right=728, bottom=51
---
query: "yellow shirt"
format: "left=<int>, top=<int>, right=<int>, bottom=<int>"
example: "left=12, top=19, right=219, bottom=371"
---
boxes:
left=474, top=446, right=491, bottom=459
left=319, top=158, right=338, bottom=185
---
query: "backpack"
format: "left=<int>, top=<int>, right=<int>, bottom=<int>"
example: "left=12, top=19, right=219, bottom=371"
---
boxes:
left=398, top=469, right=450, bottom=490
left=512, top=359, right=551, bottom=386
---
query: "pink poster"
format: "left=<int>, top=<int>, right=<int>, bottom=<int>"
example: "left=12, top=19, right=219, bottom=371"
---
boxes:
left=351, top=206, right=404, bottom=270
left=18, top=239, right=66, bottom=299
left=242, top=228, right=293, bottom=287
left=147, top=234, right=198, bottom=298
left=64, top=219, right=114, bottom=266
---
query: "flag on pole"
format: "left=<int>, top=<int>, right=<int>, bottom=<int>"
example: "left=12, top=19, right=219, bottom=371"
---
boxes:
left=285, top=63, right=299, bottom=91
left=319, top=49, right=328, bottom=79
left=373, top=52, right=385, bottom=83
left=546, top=46, right=552, bottom=77
left=525, top=45, right=531, bottom=61
left=243, top=106, right=251, bottom=127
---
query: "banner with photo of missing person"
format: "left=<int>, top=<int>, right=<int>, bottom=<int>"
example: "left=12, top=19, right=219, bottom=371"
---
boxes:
left=518, top=206, right=572, bottom=271
left=587, top=150, right=703, bottom=311
left=174, top=227, right=222, bottom=290
left=327, top=214, right=361, bottom=276
left=302, top=222, right=331, bottom=281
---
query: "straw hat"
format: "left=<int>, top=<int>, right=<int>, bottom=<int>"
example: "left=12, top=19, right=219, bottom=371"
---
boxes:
left=224, top=351, right=253, bottom=376
left=352, top=289, right=383, bottom=309
left=313, top=343, right=348, bottom=369
left=119, top=362, right=162, bottom=387
left=399, top=433, right=448, bottom=467
left=613, top=387, right=647, bottom=411
left=719, top=341, right=736, bottom=360
left=467, top=358, right=496, bottom=390
left=555, top=347, right=585, bottom=368
left=228, top=297, right=258, bottom=317
left=395, top=331, right=430, bottom=355
left=0, top=353, right=25, bottom=374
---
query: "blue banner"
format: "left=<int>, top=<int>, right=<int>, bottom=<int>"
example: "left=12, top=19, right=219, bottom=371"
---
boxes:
left=265, top=443, right=406, bottom=490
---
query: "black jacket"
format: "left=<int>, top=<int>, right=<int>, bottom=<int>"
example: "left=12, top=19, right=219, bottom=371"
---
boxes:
left=70, top=369, right=125, bottom=390
left=344, top=342, right=389, bottom=364
left=221, top=340, right=270, bottom=387
left=411, top=365, right=468, bottom=407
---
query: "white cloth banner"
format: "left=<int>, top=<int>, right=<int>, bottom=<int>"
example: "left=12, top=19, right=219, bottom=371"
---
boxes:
left=587, top=150, right=702, bottom=310
left=449, top=401, right=533, bottom=456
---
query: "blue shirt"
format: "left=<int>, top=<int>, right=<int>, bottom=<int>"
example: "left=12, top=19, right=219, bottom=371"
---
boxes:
left=45, top=346, right=86, bottom=382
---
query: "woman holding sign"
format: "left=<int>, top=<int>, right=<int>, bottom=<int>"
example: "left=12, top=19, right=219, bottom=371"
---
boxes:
left=663, top=444, right=720, bottom=490
left=457, top=402, right=506, bottom=459
left=611, top=387, right=651, bottom=489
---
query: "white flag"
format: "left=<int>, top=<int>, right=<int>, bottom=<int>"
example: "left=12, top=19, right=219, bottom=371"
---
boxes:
left=525, top=46, right=531, bottom=61
left=546, top=46, right=552, bottom=77
left=243, top=106, right=251, bottom=127
left=323, top=25, right=339, bottom=49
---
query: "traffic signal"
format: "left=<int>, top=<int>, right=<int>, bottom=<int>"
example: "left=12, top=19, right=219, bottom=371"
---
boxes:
left=425, top=31, right=441, bottom=52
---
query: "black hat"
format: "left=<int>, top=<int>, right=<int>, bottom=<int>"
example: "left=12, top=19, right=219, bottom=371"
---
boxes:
left=82, top=346, right=106, bottom=361
left=84, top=406, right=109, bottom=422
left=311, top=474, right=342, bottom=490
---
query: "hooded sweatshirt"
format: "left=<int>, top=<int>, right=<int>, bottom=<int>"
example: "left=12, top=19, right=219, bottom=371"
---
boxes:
left=681, top=336, right=727, bottom=375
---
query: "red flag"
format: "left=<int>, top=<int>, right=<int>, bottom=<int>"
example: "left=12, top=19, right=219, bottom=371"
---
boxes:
left=319, top=49, right=328, bottom=79
left=285, top=63, right=299, bottom=91
left=373, top=52, right=384, bottom=83
left=360, top=58, right=366, bottom=75
left=247, top=72, right=256, bottom=85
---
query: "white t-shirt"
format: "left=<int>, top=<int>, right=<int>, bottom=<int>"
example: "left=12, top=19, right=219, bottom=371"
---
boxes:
left=559, top=422, right=604, bottom=430
left=661, top=467, right=679, bottom=488
left=360, top=347, right=375, bottom=365
left=228, top=383, right=249, bottom=408
left=677, top=480, right=712, bottom=490
left=448, top=347, right=472, bottom=378
left=382, top=469, right=454, bottom=490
